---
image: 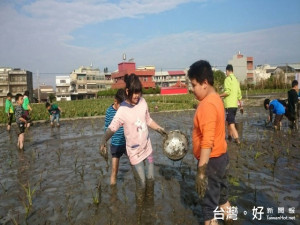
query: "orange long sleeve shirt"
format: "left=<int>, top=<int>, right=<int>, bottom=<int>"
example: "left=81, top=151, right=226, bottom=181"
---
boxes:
left=193, top=93, right=227, bottom=160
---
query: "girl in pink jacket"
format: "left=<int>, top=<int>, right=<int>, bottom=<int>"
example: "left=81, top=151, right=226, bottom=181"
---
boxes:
left=100, top=74, right=166, bottom=205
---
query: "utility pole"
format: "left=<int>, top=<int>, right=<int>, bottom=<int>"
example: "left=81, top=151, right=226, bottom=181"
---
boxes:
left=37, top=70, right=40, bottom=103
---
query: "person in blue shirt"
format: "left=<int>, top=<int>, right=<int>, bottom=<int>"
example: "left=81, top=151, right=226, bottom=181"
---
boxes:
left=264, top=99, right=286, bottom=130
left=103, top=89, right=127, bottom=185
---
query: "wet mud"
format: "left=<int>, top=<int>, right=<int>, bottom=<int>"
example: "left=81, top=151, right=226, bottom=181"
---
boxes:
left=0, top=106, right=299, bottom=225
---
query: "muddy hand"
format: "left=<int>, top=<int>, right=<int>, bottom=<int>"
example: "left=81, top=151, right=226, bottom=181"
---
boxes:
left=195, top=164, right=208, bottom=199
left=265, top=120, right=271, bottom=127
left=240, top=107, right=244, bottom=114
left=99, top=144, right=108, bottom=162
left=156, top=127, right=167, bottom=137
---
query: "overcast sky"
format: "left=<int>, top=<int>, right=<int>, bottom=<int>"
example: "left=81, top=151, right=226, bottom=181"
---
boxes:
left=1, top=0, right=300, bottom=87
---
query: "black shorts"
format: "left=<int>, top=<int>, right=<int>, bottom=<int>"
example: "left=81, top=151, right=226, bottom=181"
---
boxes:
left=226, top=108, right=237, bottom=125
left=201, top=153, right=229, bottom=221
left=17, top=123, right=26, bottom=135
left=7, top=113, right=13, bottom=126
left=110, top=144, right=127, bottom=158
left=273, top=114, right=284, bottom=127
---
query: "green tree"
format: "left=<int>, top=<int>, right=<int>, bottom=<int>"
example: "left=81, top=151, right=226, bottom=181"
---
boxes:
left=213, top=70, right=225, bottom=92
left=49, top=93, right=56, bottom=103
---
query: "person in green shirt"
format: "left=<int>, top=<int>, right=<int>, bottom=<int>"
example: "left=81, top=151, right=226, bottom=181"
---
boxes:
left=219, top=64, right=243, bottom=145
left=5, top=92, right=14, bottom=131
left=22, top=90, right=32, bottom=127
left=45, top=102, right=62, bottom=127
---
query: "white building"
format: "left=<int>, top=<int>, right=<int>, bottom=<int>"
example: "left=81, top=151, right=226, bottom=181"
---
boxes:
left=56, top=76, right=71, bottom=101
left=254, top=64, right=274, bottom=82
left=153, top=70, right=187, bottom=87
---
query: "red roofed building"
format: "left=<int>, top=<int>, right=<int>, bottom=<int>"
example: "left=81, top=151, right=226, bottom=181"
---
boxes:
left=111, top=62, right=156, bottom=89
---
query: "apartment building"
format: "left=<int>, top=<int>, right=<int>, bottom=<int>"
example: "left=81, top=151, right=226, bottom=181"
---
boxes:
left=0, top=67, right=33, bottom=106
left=228, top=51, right=254, bottom=84
left=56, top=76, right=71, bottom=101
left=69, top=66, right=113, bottom=100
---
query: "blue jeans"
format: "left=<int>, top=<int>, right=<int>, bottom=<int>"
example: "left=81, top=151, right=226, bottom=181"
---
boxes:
left=51, top=113, right=60, bottom=124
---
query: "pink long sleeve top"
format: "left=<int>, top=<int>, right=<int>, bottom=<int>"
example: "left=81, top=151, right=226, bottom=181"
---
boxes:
left=108, top=97, right=153, bottom=165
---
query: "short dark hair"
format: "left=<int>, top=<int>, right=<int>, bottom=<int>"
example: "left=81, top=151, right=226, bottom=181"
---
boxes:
left=188, top=60, right=214, bottom=86
left=45, top=102, right=51, bottom=108
left=24, top=90, right=29, bottom=96
left=264, top=98, right=270, bottom=110
left=226, top=64, right=233, bottom=72
left=292, top=80, right=298, bottom=88
left=124, top=73, right=143, bottom=100
left=115, top=88, right=125, bottom=103
left=15, top=93, right=23, bottom=101
left=7, top=92, right=12, bottom=98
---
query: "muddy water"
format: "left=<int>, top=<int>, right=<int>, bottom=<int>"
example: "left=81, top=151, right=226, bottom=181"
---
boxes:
left=0, top=107, right=299, bottom=225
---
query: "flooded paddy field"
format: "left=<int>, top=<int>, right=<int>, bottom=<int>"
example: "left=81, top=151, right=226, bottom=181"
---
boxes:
left=0, top=107, right=299, bottom=225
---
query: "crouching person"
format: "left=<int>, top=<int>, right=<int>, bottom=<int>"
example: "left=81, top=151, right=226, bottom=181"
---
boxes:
left=264, top=99, right=285, bottom=130
left=46, top=102, right=62, bottom=127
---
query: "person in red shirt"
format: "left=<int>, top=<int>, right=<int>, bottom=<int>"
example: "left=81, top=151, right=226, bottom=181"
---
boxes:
left=188, top=60, right=232, bottom=225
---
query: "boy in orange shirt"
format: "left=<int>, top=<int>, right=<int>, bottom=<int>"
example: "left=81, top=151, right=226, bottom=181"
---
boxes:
left=188, top=60, right=231, bottom=225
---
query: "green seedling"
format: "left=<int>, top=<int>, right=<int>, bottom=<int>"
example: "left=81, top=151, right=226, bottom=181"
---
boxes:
left=67, top=203, right=73, bottom=222
left=90, top=181, right=101, bottom=206
left=55, top=148, right=62, bottom=164
left=78, top=165, right=85, bottom=181
left=286, top=147, right=290, bottom=156
left=91, top=188, right=100, bottom=205
left=19, top=181, right=38, bottom=218
left=161, top=181, right=165, bottom=199
left=228, top=176, right=240, bottom=187
left=8, top=159, right=13, bottom=168
left=254, top=151, right=265, bottom=160
left=228, top=195, right=239, bottom=203
left=10, top=217, right=19, bottom=225
left=74, top=155, right=79, bottom=173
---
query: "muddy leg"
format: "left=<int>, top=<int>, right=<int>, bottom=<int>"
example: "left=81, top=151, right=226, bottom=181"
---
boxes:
left=131, top=162, right=146, bottom=224
left=145, top=179, right=154, bottom=205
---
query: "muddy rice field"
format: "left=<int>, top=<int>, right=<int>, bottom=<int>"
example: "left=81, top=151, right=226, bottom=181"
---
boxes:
left=0, top=106, right=299, bottom=225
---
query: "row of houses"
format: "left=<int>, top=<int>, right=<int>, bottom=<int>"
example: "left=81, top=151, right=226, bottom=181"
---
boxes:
left=1, top=52, right=300, bottom=105
left=54, top=61, right=187, bottom=101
